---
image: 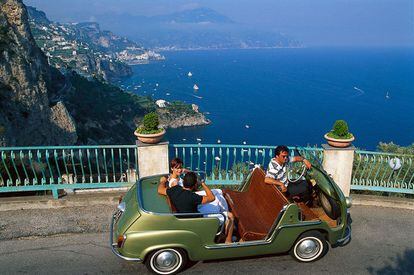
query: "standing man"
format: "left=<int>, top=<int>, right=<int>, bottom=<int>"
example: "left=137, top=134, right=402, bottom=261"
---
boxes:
left=264, top=145, right=312, bottom=199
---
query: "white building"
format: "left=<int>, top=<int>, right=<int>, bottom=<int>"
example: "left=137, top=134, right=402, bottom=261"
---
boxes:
left=156, top=100, right=168, bottom=108
left=192, top=104, right=199, bottom=113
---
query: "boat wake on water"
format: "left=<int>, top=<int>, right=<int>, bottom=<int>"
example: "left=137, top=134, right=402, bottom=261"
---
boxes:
left=353, top=86, right=365, bottom=95
left=192, top=94, right=203, bottom=99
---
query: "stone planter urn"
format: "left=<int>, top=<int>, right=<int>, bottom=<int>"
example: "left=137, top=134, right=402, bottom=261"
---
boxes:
left=324, top=134, right=355, bottom=148
left=134, top=129, right=166, bottom=144
left=324, top=120, right=355, bottom=148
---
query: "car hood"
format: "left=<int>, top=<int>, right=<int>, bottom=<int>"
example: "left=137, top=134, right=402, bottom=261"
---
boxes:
left=307, top=165, right=344, bottom=201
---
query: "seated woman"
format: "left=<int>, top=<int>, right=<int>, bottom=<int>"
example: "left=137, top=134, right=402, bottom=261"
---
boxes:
left=195, top=189, right=229, bottom=221
left=159, top=158, right=185, bottom=188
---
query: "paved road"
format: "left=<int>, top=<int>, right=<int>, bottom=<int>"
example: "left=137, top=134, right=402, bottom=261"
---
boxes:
left=0, top=205, right=413, bottom=274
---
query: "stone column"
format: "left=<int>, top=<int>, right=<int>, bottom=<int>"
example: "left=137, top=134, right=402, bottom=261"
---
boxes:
left=136, top=141, right=169, bottom=179
left=322, top=144, right=355, bottom=197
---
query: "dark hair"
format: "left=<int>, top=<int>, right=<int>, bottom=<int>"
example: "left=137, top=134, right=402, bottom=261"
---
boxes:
left=183, top=172, right=198, bottom=189
left=170, top=158, right=183, bottom=169
left=275, top=145, right=289, bottom=156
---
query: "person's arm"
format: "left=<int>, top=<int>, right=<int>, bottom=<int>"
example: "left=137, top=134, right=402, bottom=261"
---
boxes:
left=291, top=156, right=312, bottom=169
left=264, top=177, right=287, bottom=192
left=200, top=181, right=215, bottom=204
left=157, top=176, right=168, bottom=196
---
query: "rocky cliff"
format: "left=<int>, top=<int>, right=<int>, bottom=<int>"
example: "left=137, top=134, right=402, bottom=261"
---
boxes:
left=157, top=102, right=210, bottom=128
left=0, top=0, right=209, bottom=146
left=0, top=0, right=77, bottom=146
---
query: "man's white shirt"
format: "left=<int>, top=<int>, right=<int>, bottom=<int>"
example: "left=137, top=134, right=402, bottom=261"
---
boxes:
left=265, top=157, right=293, bottom=187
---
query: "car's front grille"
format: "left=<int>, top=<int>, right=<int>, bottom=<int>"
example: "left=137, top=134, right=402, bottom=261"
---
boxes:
left=113, top=209, right=123, bottom=224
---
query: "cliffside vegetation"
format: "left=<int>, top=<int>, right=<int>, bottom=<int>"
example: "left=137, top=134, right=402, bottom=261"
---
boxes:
left=65, top=72, right=156, bottom=144
left=0, top=24, right=10, bottom=51
left=378, top=142, right=414, bottom=155
left=165, top=101, right=197, bottom=116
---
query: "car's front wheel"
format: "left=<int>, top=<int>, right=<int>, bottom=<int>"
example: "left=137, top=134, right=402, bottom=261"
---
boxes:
left=145, top=248, right=187, bottom=274
left=290, top=231, right=329, bottom=262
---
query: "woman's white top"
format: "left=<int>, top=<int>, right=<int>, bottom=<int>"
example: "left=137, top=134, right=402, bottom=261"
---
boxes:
left=168, top=177, right=183, bottom=188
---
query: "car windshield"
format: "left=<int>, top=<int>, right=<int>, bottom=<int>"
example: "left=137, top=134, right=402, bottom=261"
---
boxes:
left=307, top=152, right=323, bottom=170
left=294, top=147, right=323, bottom=170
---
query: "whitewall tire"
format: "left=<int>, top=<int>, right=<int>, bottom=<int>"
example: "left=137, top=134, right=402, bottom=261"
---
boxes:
left=291, top=231, right=328, bottom=262
left=145, top=248, right=187, bottom=274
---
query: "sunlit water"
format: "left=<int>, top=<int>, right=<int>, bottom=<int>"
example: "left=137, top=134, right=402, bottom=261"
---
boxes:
left=120, top=48, right=414, bottom=150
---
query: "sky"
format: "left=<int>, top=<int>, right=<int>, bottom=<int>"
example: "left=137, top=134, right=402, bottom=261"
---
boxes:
left=24, top=0, right=414, bottom=46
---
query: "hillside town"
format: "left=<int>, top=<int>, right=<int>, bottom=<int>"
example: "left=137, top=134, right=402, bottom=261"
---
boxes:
left=27, top=6, right=164, bottom=82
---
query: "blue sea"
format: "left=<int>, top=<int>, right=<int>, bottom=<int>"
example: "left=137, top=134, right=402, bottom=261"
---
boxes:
left=120, top=48, right=414, bottom=150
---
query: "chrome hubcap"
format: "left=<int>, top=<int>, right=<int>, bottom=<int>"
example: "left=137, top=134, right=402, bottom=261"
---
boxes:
left=297, top=239, right=320, bottom=259
left=153, top=250, right=180, bottom=272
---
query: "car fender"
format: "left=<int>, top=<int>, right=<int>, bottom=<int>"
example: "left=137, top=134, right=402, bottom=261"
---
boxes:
left=122, top=230, right=204, bottom=261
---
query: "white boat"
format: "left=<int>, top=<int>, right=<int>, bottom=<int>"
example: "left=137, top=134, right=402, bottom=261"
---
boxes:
left=193, top=84, right=199, bottom=90
left=245, top=125, right=250, bottom=129
left=386, top=92, right=390, bottom=99
left=188, top=72, right=193, bottom=77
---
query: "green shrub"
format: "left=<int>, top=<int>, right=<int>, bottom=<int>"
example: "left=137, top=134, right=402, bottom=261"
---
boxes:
left=327, top=120, right=353, bottom=139
left=143, top=112, right=159, bottom=131
left=136, top=112, right=162, bottom=134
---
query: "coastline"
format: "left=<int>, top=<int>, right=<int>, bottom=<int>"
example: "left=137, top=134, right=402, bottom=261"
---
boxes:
left=155, top=45, right=306, bottom=53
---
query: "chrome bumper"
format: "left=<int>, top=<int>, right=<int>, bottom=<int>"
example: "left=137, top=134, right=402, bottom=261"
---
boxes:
left=110, top=212, right=142, bottom=262
left=334, top=212, right=352, bottom=247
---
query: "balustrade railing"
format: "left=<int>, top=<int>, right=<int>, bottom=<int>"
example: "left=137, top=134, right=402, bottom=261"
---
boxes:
left=1, top=143, right=413, bottom=199
left=171, top=144, right=323, bottom=185
left=0, top=145, right=138, bottom=198
left=352, top=150, right=414, bottom=194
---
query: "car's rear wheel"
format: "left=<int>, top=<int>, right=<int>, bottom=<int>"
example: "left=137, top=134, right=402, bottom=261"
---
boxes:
left=145, top=248, right=187, bottom=275
left=290, top=231, right=328, bottom=262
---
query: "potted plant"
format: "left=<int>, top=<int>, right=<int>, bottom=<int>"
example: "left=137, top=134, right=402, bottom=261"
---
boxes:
left=134, top=112, right=165, bottom=144
left=324, top=120, right=355, bottom=148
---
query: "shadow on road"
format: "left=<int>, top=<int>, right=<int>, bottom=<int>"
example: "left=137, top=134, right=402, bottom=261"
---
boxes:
left=368, top=249, right=414, bottom=275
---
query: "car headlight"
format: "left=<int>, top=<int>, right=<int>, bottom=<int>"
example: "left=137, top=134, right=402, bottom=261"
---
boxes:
left=345, top=197, right=352, bottom=208
left=117, top=202, right=126, bottom=212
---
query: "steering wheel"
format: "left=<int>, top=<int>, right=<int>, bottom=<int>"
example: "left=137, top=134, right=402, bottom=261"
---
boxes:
left=287, top=162, right=307, bottom=183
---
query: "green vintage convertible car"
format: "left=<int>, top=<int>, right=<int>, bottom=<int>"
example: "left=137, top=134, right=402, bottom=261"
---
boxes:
left=110, top=157, right=352, bottom=274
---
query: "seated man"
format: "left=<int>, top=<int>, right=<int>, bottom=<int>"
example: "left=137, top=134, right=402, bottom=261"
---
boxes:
left=264, top=145, right=312, bottom=203
left=158, top=172, right=234, bottom=243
